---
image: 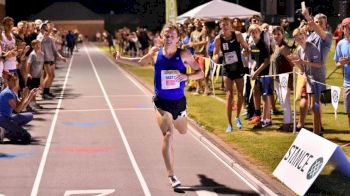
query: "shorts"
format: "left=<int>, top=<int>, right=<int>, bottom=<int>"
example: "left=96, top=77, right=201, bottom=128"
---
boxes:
left=306, top=79, right=323, bottom=101
left=153, top=96, right=187, bottom=120
left=300, top=80, right=307, bottom=98
left=258, top=76, right=273, bottom=96
left=344, top=87, right=350, bottom=113
left=223, top=64, right=244, bottom=80
left=195, top=55, right=205, bottom=71
left=27, top=78, right=40, bottom=89
left=44, top=61, right=55, bottom=65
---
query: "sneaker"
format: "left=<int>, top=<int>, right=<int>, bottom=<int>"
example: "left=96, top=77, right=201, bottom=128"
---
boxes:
left=48, top=92, right=56, bottom=98
left=42, top=94, right=53, bottom=100
left=26, top=105, right=38, bottom=113
left=248, top=116, right=261, bottom=125
left=272, top=109, right=283, bottom=115
left=226, top=124, right=233, bottom=133
left=0, top=127, right=5, bottom=144
left=261, top=121, right=272, bottom=128
left=235, top=118, right=243, bottom=129
left=33, top=103, right=44, bottom=109
left=253, top=122, right=263, bottom=129
left=169, top=175, right=181, bottom=188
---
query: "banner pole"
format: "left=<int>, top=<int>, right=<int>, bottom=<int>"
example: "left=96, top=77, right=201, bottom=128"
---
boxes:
left=293, top=66, right=297, bottom=134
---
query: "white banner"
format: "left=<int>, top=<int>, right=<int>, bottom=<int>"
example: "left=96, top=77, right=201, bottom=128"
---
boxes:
left=331, top=86, right=341, bottom=119
left=273, top=129, right=337, bottom=195
left=274, top=128, right=350, bottom=195
left=277, top=73, right=289, bottom=104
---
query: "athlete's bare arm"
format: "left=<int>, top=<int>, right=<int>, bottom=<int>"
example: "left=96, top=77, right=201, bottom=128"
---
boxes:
left=212, top=35, right=221, bottom=63
left=113, top=51, right=142, bottom=66
left=179, top=49, right=204, bottom=82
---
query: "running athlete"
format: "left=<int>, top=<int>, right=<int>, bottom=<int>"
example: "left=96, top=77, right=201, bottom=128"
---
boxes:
left=114, top=24, right=204, bottom=188
left=213, top=17, right=250, bottom=132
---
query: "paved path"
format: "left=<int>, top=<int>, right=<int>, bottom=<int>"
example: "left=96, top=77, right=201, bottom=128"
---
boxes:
left=0, top=44, right=279, bottom=196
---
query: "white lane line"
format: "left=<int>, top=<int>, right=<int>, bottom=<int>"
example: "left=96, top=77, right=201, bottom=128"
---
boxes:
left=196, top=190, right=219, bottom=196
left=31, top=56, right=75, bottom=196
left=98, top=45, right=278, bottom=196
left=84, top=44, right=151, bottom=196
left=60, top=108, right=153, bottom=112
left=64, top=189, right=115, bottom=196
left=78, top=95, right=151, bottom=98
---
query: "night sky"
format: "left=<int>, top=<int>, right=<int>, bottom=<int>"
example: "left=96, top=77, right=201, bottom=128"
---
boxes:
left=5, top=0, right=261, bottom=22
left=5, top=0, right=336, bottom=30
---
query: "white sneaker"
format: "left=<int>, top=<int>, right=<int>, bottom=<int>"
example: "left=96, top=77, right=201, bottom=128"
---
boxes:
left=226, top=124, right=233, bottom=133
left=0, top=127, right=5, bottom=144
left=168, top=175, right=181, bottom=188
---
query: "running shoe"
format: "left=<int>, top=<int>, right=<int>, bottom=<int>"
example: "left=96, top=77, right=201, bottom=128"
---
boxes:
left=248, top=116, right=261, bottom=125
left=169, top=175, right=181, bottom=188
left=235, top=117, right=243, bottom=129
left=272, top=109, right=283, bottom=115
left=225, top=124, right=233, bottom=133
left=261, top=121, right=272, bottom=128
left=42, top=94, right=53, bottom=100
left=0, top=127, right=5, bottom=144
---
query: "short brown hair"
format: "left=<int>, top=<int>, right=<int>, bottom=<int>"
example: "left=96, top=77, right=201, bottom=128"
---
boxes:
left=2, top=16, right=14, bottom=25
left=292, top=28, right=305, bottom=37
left=220, top=16, right=231, bottom=23
left=161, top=23, right=180, bottom=37
left=272, top=26, right=284, bottom=34
left=248, top=24, right=261, bottom=34
left=31, top=39, right=40, bottom=47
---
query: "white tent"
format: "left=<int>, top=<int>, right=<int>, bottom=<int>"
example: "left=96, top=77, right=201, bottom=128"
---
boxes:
left=177, top=0, right=260, bottom=22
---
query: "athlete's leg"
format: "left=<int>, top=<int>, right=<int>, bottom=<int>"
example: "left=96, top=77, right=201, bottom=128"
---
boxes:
left=234, top=78, right=244, bottom=117
left=224, top=76, right=234, bottom=127
left=155, top=108, right=175, bottom=177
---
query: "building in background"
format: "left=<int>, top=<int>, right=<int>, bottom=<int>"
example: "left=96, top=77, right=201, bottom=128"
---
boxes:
left=29, top=2, right=104, bottom=40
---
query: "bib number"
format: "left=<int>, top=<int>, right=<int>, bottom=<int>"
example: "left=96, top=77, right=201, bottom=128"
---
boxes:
left=161, top=70, right=180, bottom=90
left=224, top=51, right=238, bottom=64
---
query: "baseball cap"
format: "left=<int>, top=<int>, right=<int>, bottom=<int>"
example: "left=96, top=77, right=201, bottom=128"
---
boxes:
left=342, top=18, right=350, bottom=26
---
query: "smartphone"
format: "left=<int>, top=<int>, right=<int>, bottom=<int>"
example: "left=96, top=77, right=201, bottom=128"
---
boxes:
left=301, top=1, right=306, bottom=11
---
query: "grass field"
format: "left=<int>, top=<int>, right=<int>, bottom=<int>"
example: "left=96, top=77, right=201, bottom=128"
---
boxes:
left=98, top=43, right=350, bottom=195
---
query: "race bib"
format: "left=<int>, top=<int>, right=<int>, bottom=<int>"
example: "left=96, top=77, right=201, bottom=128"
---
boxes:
left=224, top=51, right=238, bottom=64
left=161, top=70, right=180, bottom=90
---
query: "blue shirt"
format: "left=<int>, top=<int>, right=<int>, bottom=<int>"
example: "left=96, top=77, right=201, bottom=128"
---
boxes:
left=0, top=87, right=16, bottom=119
left=307, top=31, right=332, bottom=81
left=182, top=36, right=194, bottom=55
left=334, top=39, right=350, bottom=87
left=154, top=48, right=186, bottom=100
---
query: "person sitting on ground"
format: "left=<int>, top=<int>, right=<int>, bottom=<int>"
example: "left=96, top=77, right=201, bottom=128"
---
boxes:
left=0, top=72, right=40, bottom=144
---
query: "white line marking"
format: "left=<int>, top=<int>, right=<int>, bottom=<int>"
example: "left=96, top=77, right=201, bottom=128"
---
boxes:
left=64, top=189, right=115, bottom=196
left=77, top=95, right=150, bottom=98
left=31, top=55, right=75, bottom=196
left=98, top=44, right=277, bottom=196
left=60, top=108, right=153, bottom=112
left=196, top=190, right=219, bottom=196
left=85, top=44, right=151, bottom=196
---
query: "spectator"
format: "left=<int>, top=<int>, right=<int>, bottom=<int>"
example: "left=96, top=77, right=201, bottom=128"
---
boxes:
left=248, top=24, right=272, bottom=129
left=269, top=26, right=293, bottom=131
left=334, top=17, right=350, bottom=133
left=0, top=72, right=39, bottom=144
left=333, top=23, right=343, bottom=46
left=290, top=28, right=322, bottom=135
